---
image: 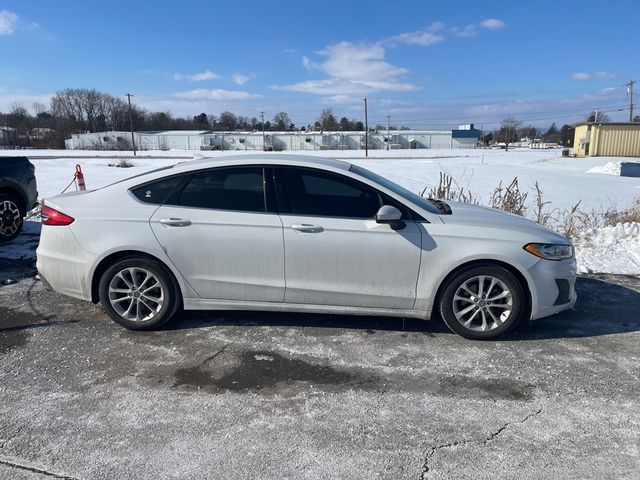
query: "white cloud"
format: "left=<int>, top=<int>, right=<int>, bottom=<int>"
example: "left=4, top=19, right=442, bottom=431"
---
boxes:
left=173, top=70, right=222, bottom=82
left=276, top=41, right=419, bottom=95
left=231, top=73, right=251, bottom=85
left=451, top=25, right=477, bottom=37
left=277, top=20, right=505, bottom=96
left=174, top=89, right=261, bottom=100
left=323, top=94, right=354, bottom=104
left=388, top=30, right=443, bottom=46
left=323, top=42, right=408, bottom=82
left=571, top=71, right=616, bottom=81
left=480, top=18, right=505, bottom=30
left=452, top=18, right=505, bottom=37
left=302, top=56, right=318, bottom=71
left=386, top=22, right=445, bottom=46
left=0, top=10, right=18, bottom=36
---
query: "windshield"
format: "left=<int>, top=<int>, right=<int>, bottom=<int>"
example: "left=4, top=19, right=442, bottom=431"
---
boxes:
left=350, top=164, right=440, bottom=214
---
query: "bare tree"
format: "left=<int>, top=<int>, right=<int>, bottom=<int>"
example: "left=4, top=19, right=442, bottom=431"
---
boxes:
left=50, top=88, right=142, bottom=132
left=218, top=111, right=237, bottom=131
left=496, top=117, right=522, bottom=151
left=272, top=112, right=292, bottom=131
left=318, top=108, right=339, bottom=131
left=586, top=110, right=610, bottom=123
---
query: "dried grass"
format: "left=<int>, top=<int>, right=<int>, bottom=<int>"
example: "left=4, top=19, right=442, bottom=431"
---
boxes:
left=422, top=171, right=639, bottom=238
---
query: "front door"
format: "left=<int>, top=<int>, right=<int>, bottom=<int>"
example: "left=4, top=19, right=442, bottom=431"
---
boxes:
left=275, top=167, right=422, bottom=309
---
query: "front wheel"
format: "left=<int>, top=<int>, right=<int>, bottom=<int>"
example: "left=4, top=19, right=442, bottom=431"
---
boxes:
left=99, top=257, right=181, bottom=330
left=0, top=194, right=24, bottom=243
left=439, top=266, right=526, bottom=340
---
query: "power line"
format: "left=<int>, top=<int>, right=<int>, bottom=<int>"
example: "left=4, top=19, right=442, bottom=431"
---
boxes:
left=366, top=105, right=631, bottom=128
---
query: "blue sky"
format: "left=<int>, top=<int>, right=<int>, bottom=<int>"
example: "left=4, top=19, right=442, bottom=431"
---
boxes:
left=1, top=0, right=638, bottom=129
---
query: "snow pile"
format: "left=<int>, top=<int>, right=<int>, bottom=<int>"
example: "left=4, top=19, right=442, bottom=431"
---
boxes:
left=586, top=161, right=621, bottom=176
left=573, top=222, right=640, bottom=275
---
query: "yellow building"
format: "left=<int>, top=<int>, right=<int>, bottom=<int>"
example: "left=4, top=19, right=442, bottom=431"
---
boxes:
left=573, top=122, right=640, bottom=157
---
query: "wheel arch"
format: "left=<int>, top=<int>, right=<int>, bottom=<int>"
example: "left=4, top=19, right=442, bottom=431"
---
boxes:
left=90, top=250, right=183, bottom=304
left=430, top=259, right=533, bottom=322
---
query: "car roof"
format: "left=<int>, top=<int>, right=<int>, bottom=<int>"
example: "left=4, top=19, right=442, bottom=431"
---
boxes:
left=172, top=153, right=352, bottom=173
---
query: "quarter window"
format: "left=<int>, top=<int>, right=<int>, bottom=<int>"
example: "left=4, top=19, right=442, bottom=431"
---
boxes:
left=278, top=168, right=381, bottom=218
left=131, top=176, right=183, bottom=205
left=177, top=167, right=265, bottom=212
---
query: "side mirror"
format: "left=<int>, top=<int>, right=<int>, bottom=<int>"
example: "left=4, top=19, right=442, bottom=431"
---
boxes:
left=375, top=205, right=405, bottom=230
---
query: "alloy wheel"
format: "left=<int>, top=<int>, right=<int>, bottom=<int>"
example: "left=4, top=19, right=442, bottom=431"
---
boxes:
left=452, top=275, right=513, bottom=332
left=0, top=199, right=21, bottom=238
left=108, top=267, right=165, bottom=322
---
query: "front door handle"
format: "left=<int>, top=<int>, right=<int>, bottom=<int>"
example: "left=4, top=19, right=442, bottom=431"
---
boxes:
left=290, top=224, right=324, bottom=233
left=159, top=218, right=192, bottom=227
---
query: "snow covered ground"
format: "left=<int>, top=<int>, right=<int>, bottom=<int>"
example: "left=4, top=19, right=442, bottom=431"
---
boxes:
left=1, top=147, right=639, bottom=275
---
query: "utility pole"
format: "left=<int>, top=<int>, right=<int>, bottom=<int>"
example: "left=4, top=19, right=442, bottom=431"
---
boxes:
left=126, top=93, right=137, bottom=156
left=386, top=115, right=391, bottom=151
left=260, top=111, right=266, bottom=151
left=363, top=97, right=368, bottom=157
left=626, top=80, right=636, bottom=122
left=594, top=108, right=599, bottom=122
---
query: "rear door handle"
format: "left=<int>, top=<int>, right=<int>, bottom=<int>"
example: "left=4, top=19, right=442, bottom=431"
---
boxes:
left=290, top=224, right=324, bottom=233
left=159, top=218, right=192, bottom=227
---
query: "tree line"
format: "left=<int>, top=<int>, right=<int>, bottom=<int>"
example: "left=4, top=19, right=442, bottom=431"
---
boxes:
left=0, top=89, right=369, bottom=149
left=488, top=117, right=577, bottom=150
left=0, top=87, right=620, bottom=149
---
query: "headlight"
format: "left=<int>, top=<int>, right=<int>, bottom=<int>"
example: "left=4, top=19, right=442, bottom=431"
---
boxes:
left=523, top=243, right=574, bottom=260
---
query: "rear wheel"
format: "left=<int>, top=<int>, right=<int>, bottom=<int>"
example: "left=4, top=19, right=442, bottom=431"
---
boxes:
left=0, top=193, right=24, bottom=243
left=99, top=257, right=180, bottom=330
left=439, top=266, right=526, bottom=340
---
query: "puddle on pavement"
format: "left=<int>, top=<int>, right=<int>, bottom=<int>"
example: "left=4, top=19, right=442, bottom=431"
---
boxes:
left=173, top=348, right=378, bottom=393
left=0, top=306, right=41, bottom=354
left=432, top=375, right=534, bottom=401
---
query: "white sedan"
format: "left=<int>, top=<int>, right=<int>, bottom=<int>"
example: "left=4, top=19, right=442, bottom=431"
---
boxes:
left=36, top=154, right=577, bottom=339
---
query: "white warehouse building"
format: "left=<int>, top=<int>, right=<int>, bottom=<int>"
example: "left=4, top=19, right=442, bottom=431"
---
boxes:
left=65, top=126, right=480, bottom=151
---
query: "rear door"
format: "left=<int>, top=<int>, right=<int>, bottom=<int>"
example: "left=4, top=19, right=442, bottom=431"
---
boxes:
left=274, top=166, right=422, bottom=309
left=147, top=167, right=285, bottom=302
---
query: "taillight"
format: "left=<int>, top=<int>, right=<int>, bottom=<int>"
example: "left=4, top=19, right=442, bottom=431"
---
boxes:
left=41, top=206, right=75, bottom=226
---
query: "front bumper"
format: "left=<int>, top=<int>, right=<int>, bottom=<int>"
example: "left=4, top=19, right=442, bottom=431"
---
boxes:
left=528, top=257, right=577, bottom=320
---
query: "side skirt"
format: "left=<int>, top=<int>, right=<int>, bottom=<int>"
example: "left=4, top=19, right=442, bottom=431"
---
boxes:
left=183, top=298, right=429, bottom=320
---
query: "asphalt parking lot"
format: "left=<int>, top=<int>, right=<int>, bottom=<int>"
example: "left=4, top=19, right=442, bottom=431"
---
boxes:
left=1, top=258, right=639, bottom=479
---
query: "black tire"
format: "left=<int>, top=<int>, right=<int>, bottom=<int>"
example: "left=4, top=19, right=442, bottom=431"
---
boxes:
left=98, top=256, right=181, bottom=330
left=0, top=193, right=25, bottom=243
left=439, top=265, right=526, bottom=340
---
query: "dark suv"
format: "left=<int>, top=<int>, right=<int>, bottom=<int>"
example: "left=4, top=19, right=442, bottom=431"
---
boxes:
left=0, top=156, right=38, bottom=242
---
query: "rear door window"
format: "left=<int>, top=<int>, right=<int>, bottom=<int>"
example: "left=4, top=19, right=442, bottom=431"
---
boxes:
left=175, top=167, right=266, bottom=212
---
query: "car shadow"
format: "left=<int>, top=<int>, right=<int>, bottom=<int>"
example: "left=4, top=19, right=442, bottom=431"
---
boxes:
left=504, top=275, right=640, bottom=341
left=168, top=276, right=640, bottom=340
left=0, top=220, right=41, bottom=284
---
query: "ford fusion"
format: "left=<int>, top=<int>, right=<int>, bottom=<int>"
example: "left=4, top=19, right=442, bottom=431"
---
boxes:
left=36, top=154, right=576, bottom=339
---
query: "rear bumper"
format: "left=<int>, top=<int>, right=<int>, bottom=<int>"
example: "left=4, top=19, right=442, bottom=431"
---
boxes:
left=529, top=257, right=577, bottom=320
left=36, top=225, right=94, bottom=301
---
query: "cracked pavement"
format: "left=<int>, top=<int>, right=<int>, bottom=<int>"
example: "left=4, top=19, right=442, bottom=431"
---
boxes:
left=0, top=271, right=639, bottom=479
